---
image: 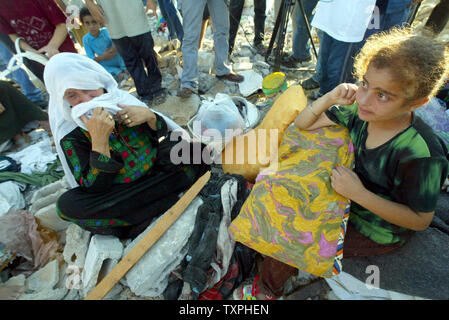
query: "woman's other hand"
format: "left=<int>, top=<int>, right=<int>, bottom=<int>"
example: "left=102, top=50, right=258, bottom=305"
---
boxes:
left=326, top=83, right=358, bottom=106
left=0, top=102, right=5, bottom=114
left=116, top=104, right=157, bottom=130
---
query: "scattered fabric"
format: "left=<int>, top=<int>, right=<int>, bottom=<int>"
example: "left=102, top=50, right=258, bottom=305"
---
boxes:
left=163, top=173, right=251, bottom=300
left=0, top=159, right=64, bottom=187
left=229, top=125, right=355, bottom=278
left=8, top=136, right=57, bottom=175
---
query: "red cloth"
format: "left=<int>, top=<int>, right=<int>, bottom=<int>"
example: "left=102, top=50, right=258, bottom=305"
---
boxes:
left=0, top=0, right=76, bottom=53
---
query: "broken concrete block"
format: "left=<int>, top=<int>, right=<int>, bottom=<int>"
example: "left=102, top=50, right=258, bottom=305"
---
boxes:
left=124, top=197, right=203, bottom=297
left=63, top=289, right=80, bottom=300
left=34, top=203, right=71, bottom=232
left=19, top=287, right=68, bottom=300
left=4, top=274, right=26, bottom=287
left=25, top=259, right=59, bottom=292
left=30, top=178, right=70, bottom=204
left=104, top=283, right=123, bottom=300
left=81, top=235, right=123, bottom=298
left=63, top=223, right=91, bottom=269
left=29, top=188, right=68, bottom=215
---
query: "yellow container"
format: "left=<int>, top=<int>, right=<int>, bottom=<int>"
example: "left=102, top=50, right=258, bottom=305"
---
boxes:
left=262, top=72, right=288, bottom=98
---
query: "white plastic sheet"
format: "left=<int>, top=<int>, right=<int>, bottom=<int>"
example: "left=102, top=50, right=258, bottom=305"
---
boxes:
left=325, top=271, right=428, bottom=300
left=0, top=181, right=25, bottom=217
left=124, top=197, right=203, bottom=297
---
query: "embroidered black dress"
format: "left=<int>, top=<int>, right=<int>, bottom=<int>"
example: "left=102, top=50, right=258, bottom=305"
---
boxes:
left=56, top=114, right=208, bottom=239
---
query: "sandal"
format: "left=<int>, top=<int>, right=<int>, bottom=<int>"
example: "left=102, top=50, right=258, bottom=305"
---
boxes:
left=152, top=89, right=168, bottom=105
left=232, top=275, right=279, bottom=300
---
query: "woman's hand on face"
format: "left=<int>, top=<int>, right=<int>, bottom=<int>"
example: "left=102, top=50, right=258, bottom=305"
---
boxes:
left=80, top=107, right=115, bottom=141
left=326, top=83, right=358, bottom=106
left=330, top=166, right=366, bottom=202
left=115, top=104, right=156, bottom=128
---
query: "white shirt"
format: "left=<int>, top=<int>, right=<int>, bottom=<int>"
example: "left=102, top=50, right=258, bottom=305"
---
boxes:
left=311, top=0, right=377, bottom=43
left=95, top=0, right=151, bottom=39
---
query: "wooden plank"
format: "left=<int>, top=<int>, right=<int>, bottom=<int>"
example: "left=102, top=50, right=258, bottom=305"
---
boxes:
left=84, top=171, right=211, bottom=300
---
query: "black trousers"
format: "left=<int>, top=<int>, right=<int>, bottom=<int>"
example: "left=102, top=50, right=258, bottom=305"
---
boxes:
left=113, top=31, right=162, bottom=99
left=425, top=0, right=449, bottom=35
left=229, top=0, right=266, bottom=54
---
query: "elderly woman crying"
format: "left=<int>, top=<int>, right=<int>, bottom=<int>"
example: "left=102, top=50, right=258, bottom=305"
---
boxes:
left=45, top=53, right=209, bottom=239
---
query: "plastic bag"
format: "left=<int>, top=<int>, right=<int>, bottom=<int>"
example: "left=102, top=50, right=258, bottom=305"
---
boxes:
left=195, top=93, right=246, bottom=139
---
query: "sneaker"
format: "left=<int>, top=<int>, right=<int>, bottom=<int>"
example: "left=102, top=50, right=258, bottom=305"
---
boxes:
left=139, top=95, right=153, bottom=106
left=301, top=77, right=320, bottom=90
left=176, top=87, right=195, bottom=98
left=281, top=55, right=312, bottom=69
left=253, top=43, right=267, bottom=55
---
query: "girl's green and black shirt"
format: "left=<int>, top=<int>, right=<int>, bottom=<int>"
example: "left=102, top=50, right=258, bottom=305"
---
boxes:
left=325, top=103, right=449, bottom=245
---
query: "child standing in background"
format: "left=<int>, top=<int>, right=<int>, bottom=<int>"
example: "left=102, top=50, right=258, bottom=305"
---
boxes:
left=80, top=7, right=128, bottom=84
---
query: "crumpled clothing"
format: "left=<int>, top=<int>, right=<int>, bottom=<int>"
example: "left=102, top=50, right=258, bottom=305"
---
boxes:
left=8, top=137, right=57, bottom=174
left=0, top=210, right=60, bottom=270
left=198, top=243, right=256, bottom=300
left=163, top=173, right=250, bottom=300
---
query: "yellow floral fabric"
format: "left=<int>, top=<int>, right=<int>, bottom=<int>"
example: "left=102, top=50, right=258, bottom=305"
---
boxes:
left=229, top=125, right=355, bottom=277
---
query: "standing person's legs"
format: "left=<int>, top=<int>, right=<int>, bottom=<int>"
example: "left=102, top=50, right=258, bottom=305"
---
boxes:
left=425, top=0, right=449, bottom=35
left=207, top=0, right=232, bottom=77
left=113, top=36, right=152, bottom=100
left=228, top=0, right=244, bottom=55
left=291, top=0, right=318, bottom=61
left=180, top=0, right=207, bottom=91
left=134, top=32, right=164, bottom=98
left=163, top=0, right=184, bottom=41
left=253, top=0, right=266, bottom=46
left=158, top=0, right=175, bottom=39
left=318, top=33, right=352, bottom=96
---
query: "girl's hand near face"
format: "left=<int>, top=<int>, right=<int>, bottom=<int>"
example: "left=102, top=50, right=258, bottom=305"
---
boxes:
left=115, top=104, right=157, bottom=130
left=326, top=83, right=358, bottom=106
left=331, top=166, right=366, bottom=202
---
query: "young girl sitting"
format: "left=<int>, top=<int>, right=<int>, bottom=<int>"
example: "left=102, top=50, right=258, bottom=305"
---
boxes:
left=296, top=28, right=449, bottom=254
left=235, top=27, right=449, bottom=300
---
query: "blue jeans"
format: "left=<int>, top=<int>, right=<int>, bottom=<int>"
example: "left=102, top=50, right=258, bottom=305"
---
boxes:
left=317, top=32, right=353, bottom=95
left=344, top=2, right=411, bottom=83
left=292, top=0, right=319, bottom=60
left=0, top=41, right=44, bottom=104
left=158, top=0, right=184, bottom=41
left=180, top=0, right=231, bottom=90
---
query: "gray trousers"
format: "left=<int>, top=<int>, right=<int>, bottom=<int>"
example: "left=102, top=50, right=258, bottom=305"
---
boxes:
left=180, top=0, right=231, bottom=90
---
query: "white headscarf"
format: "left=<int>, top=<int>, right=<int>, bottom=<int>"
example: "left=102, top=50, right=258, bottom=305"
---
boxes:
left=44, top=53, right=186, bottom=188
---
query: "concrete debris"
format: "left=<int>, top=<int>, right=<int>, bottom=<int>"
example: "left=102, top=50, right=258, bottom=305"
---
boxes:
left=63, top=223, right=91, bottom=269
left=81, top=235, right=123, bottom=298
left=25, top=259, right=59, bottom=292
